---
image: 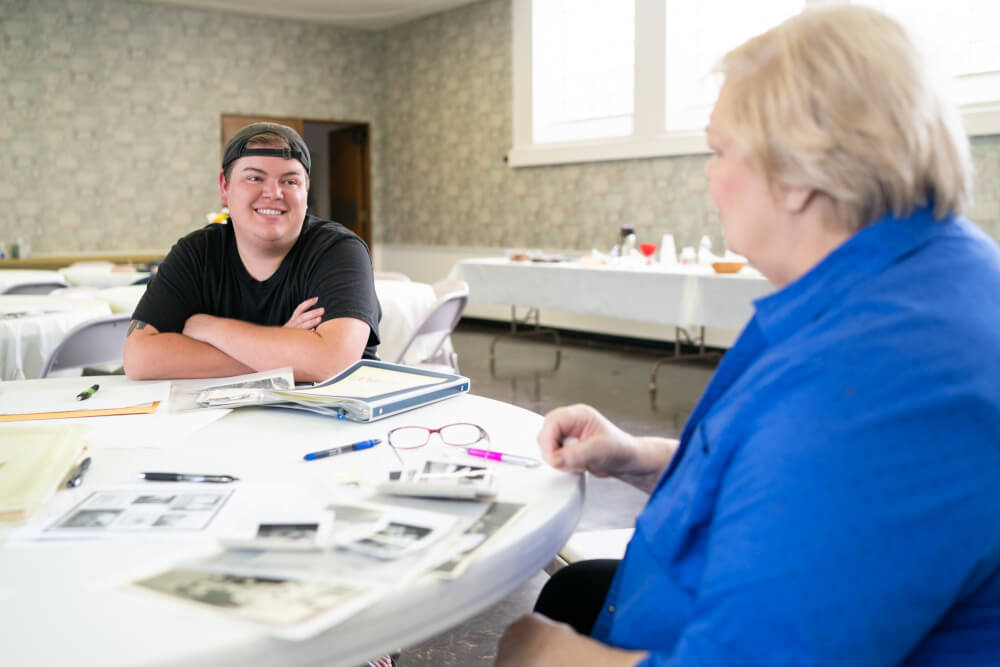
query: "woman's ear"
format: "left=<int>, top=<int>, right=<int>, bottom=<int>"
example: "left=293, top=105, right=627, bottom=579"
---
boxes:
left=782, top=184, right=815, bottom=214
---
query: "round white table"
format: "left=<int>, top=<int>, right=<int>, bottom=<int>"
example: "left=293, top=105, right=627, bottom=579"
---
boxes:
left=0, top=376, right=582, bottom=666
left=0, top=295, right=112, bottom=380
left=0, top=269, right=68, bottom=292
left=60, top=265, right=150, bottom=288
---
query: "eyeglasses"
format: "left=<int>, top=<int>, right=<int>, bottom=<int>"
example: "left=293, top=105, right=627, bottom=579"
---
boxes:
left=386, top=422, right=489, bottom=465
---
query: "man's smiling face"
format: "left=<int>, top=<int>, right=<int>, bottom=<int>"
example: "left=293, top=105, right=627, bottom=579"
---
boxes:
left=219, top=153, right=309, bottom=254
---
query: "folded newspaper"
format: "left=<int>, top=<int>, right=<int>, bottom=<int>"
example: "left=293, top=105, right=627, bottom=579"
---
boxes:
left=189, top=360, right=470, bottom=422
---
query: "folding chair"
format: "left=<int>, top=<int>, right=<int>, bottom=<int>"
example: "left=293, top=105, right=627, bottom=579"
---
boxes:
left=40, top=314, right=133, bottom=377
left=2, top=281, right=69, bottom=295
left=544, top=528, right=635, bottom=576
left=393, top=280, right=469, bottom=372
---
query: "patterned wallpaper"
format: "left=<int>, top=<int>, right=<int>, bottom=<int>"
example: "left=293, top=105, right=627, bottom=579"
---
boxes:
left=0, top=0, right=385, bottom=253
left=380, top=0, right=1000, bottom=253
left=2, top=0, right=998, bottom=256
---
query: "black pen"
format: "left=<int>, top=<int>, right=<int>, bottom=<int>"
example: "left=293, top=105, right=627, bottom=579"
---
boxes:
left=138, top=472, right=239, bottom=483
left=304, top=438, right=381, bottom=461
left=64, top=457, right=92, bottom=488
left=76, top=384, right=100, bottom=401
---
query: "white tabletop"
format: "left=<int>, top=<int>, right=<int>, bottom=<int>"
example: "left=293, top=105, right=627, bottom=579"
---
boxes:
left=451, top=258, right=774, bottom=333
left=0, top=296, right=113, bottom=380
left=60, top=265, right=150, bottom=288
left=0, top=269, right=67, bottom=292
left=0, top=376, right=582, bottom=666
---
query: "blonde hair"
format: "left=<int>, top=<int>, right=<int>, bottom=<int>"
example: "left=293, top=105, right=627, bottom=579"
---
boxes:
left=717, top=5, right=972, bottom=231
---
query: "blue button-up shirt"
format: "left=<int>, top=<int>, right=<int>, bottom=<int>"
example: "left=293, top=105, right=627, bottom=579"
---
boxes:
left=592, top=208, right=1000, bottom=665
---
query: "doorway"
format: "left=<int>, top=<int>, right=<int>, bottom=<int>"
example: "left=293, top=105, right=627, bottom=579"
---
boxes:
left=220, top=114, right=373, bottom=251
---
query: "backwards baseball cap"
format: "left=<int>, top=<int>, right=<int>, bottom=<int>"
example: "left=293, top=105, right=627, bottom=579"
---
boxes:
left=221, top=122, right=311, bottom=176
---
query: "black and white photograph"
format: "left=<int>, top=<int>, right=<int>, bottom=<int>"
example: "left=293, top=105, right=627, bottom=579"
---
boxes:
left=60, top=509, right=122, bottom=528
left=133, top=494, right=175, bottom=505
left=172, top=494, right=223, bottom=511
left=377, top=458, right=496, bottom=499
left=349, top=521, right=435, bottom=559
left=419, top=460, right=489, bottom=485
left=85, top=493, right=133, bottom=509
left=221, top=512, right=334, bottom=552
left=42, top=488, right=233, bottom=537
left=134, top=568, right=366, bottom=632
left=431, top=502, right=528, bottom=578
left=152, top=512, right=206, bottom=529
left=256, top=522, right=319, bottom=541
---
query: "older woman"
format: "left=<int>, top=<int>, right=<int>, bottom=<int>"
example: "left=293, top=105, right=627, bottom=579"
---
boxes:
left=496, top=5, right=1000, bottom=667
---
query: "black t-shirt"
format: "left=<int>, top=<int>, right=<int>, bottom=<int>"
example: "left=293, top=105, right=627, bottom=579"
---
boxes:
left=133, top=216, right=381, bottom=359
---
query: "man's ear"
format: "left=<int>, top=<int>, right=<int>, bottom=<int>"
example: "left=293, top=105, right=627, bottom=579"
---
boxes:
left=218, top=170, right=229, bottom=206
left=782, top=184, right=814, bottom=214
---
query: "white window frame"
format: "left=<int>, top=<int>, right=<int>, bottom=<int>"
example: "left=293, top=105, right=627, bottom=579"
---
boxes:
left=509, top=0, right=1000, bottom=169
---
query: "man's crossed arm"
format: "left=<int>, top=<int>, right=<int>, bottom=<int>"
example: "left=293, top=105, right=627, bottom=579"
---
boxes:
left=122, top=298, right=371, bottom=383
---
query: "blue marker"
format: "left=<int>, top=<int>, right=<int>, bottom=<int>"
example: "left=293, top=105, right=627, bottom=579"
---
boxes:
left=304, top=439, right=381, bottom=461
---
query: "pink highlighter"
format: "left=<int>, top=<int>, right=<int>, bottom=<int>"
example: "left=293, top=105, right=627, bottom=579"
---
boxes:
left=466, top=447, right=541, bottom=468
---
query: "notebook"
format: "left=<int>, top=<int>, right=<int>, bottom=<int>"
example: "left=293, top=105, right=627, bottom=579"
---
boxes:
left=195, top=360, right=470, bottom=422
left=0, top=424, right=89, bottom=523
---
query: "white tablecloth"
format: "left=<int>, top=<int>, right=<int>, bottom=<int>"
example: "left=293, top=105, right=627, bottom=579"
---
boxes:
left=95, top=285, right=147, bottom=314
left=60, top=265, right=150, bottom=288
left=0, top=269, right=67, bottom=292
left=451, top=258, right=774, bottom=334
left=0, top=295, right=112, bottom=380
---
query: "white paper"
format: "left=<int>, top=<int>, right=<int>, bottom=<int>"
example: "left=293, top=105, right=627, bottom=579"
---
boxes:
left=82, top=409, right=231, bottom=449
left=0, top=382, right=169, bottom=416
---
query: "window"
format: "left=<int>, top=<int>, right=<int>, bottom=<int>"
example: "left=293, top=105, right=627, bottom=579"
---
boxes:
left=853, top=0, right=1000, bottom=134
left=664, top=0, right=803, bottom=134
left=532, top=0, right=635, bottom=143
left=510, top=0, right=1000, bottom=168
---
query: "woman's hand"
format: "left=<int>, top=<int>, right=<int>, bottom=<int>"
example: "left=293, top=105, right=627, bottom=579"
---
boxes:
left=536, top=404, right=678, bottom=491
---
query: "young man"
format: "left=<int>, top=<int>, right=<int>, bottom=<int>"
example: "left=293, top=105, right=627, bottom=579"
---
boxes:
left=123, top=122, right=380, bottom=383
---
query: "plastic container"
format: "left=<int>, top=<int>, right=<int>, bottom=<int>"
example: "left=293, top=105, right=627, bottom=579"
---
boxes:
left=659, top=234, right=677, bottom=264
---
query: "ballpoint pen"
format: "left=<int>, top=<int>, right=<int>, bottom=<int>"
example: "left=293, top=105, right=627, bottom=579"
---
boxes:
left=466, top=447, right=541, bottom=468
left=64, top=457, right=92, bottom=488
left=76, top=384, right=100, bottom=401
left=303, top=438, right=381, bottom=461
left=138, top=472, right=239, bottom=483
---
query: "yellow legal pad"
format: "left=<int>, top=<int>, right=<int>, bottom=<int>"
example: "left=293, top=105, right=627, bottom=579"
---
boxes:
left=0, top=424, right=89, bottom=523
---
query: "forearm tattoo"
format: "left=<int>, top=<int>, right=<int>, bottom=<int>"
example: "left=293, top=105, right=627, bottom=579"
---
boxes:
left=127, top=320, right=149, bottom=336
